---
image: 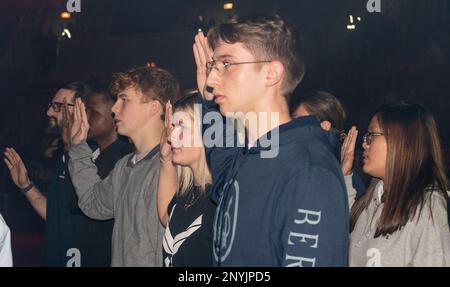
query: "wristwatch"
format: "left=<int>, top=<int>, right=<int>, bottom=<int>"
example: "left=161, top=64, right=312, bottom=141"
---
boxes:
left=20, top=181, right=34, bottom=194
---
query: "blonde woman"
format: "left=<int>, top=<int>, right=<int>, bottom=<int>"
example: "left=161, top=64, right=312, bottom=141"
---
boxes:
left=158, top=94, right=215, bottom=267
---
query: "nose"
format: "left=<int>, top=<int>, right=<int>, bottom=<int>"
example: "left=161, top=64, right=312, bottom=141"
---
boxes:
left=170, top=126, right=183, bottom=148
left=362, top=141, right=369, bottom=151
left=47, top=106, right=55, bottom=117
left=205, top=69, right=220, bottom=93
left=111, top=100, right=119, bottom=115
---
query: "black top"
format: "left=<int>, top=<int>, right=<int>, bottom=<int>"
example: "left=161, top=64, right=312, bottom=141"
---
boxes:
left=163, top=185, right=216, bottom=267
left=94, top=138, right=133, bottom=179
left=45, top=138, right=131, bottom=267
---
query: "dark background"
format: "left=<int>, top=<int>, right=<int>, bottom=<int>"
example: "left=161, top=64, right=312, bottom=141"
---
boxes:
left=0, top=0, right=449, bottom=266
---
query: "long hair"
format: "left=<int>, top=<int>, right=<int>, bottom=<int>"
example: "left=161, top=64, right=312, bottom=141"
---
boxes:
left=295, top=90, right=347, bottom=136
left=350, top=101, right=448, bottom=237
left=173, top=95, right=212, bottom=195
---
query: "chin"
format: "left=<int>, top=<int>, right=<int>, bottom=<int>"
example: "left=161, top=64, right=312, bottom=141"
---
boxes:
left=116, top=127, right=127, bottom=136
left=218, top=103, right=231, bottom=114
left=363, top=165, right=379, bottom=178
left=172, top=156, right=188, bottom=166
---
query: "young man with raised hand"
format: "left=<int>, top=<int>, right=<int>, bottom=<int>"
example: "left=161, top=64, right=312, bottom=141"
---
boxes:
left=68, top=67, right=181, bottom=266
left=193, top=14, right=349, bottom=267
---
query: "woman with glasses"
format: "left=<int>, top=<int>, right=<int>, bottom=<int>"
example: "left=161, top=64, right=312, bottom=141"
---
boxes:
left=342, top=101, right=450, bottom=266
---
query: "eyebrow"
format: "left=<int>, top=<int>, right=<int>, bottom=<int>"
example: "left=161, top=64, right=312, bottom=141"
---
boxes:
left=118, top=94, right=129, bottom=99
left=214, top=54, right=236, bottom=61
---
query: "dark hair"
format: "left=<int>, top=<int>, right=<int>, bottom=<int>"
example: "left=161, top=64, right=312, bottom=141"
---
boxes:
left=60, top=81, right=91, bottom=102
left=295, top=91, right=347, bottom=133
left=86, top=75, right=115, bottom=103
left=350, top=101, right=449, bottom=237
left=208, top=14, right=305, bottom=97
left=111, top=67, right=181, bottom=105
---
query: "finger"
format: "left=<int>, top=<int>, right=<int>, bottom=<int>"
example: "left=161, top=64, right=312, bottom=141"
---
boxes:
left=164, top=103, right=170, bottom=137
left=345, top=129, right=358, bottom=158
left=62, top=99, right=69, bottom=125
left=341, top=132, right=350, bottom=154
left=195, top=34, right=208, bottom=67
left=80, top=101, right=88, bottom=125
left=74, top=98, right=80, bottom=125
left=9, top=148, right=21, bottom=164
left=4, top=158, right=13, bottom=170
left=167, top=103, right=174, bottom=137
left=193, top=43, right=202, bottom=69
left=4, top=150, right=15, bottom=165
left=165, top=102, right=170, bottom=126
left=202, top=35, right=212, bottom=59
left=168, top=102, right=173, bottom=126
left=349, top=129, right=358, bottom=152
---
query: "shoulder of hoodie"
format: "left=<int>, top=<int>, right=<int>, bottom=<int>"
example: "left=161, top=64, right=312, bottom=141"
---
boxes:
left=278, top=123, right=338, bottom=172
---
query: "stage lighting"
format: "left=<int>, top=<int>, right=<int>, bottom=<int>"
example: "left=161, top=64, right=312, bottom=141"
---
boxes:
left=60, top=12, right=71, bottom=20
left=224, top=3, right=233, bottom=10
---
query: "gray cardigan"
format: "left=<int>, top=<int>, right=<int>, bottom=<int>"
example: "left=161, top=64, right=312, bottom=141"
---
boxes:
left=345, top=176, right=450, bottom=267
left=68, top=142, right=164, bottom=267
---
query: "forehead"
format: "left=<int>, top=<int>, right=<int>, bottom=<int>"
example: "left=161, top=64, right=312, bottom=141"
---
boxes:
left=53, top=88, right=75, bottom=102
left=214, top=41, right=255, bottom=60
left=369, top=115, right=382, bottom=130
left=86, top=93, right=108, bottom=106
left=118, top=86, right=144, bottom=100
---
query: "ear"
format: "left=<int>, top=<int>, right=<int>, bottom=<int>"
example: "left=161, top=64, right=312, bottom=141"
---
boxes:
left=320, top=120, right=332, bottom=131
left=147, top=100, right=163, bottom=118
left=265, top=60, right=284, bottom=88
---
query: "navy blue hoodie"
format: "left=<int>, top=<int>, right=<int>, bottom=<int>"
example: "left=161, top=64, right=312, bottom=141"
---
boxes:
left=201, top=97, right=349, bottom=267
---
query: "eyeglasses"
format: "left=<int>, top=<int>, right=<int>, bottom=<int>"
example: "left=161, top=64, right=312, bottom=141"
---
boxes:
left=206, top=60, right=271, bottom=76
left=47, top=101, right=75, bottom=112
left=363, top=132, right=385, bottom=145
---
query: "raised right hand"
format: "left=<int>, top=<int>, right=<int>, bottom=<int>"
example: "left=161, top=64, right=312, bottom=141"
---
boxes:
left=160, top=101, right=174, bottom=163
left=70, top=97, right=90, bottom=145
left=341, top=126, right=358, bottom=176
left=61, top=98, right=74, bottom=151
left=193, top=31, right=214, bottom=100
left=4, top=147, right=31, bottom=189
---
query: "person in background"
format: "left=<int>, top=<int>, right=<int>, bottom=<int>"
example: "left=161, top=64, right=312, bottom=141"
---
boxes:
left=4, top=82, right=90, bottom=266
left=342, top=101, right=450, bottom=266
left=292, top=90, right=366, bottom=197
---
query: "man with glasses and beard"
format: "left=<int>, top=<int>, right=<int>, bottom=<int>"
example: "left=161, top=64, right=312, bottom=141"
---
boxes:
left=4, top=82, right=92, bottom=266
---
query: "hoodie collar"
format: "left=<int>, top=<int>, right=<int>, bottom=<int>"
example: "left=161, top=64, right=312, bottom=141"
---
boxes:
left=245, top=115, right=322, bottom=153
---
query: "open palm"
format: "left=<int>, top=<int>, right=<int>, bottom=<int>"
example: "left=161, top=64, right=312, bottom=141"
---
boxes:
left=341, top=126, right=358, bottom=176
left=193, top=31, right=213, bottom=100
left=71, top=97, right=90, bottom=145
left=4, top=147, right=30, bottom=189
left=160, top=102, right=174, bottom=162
